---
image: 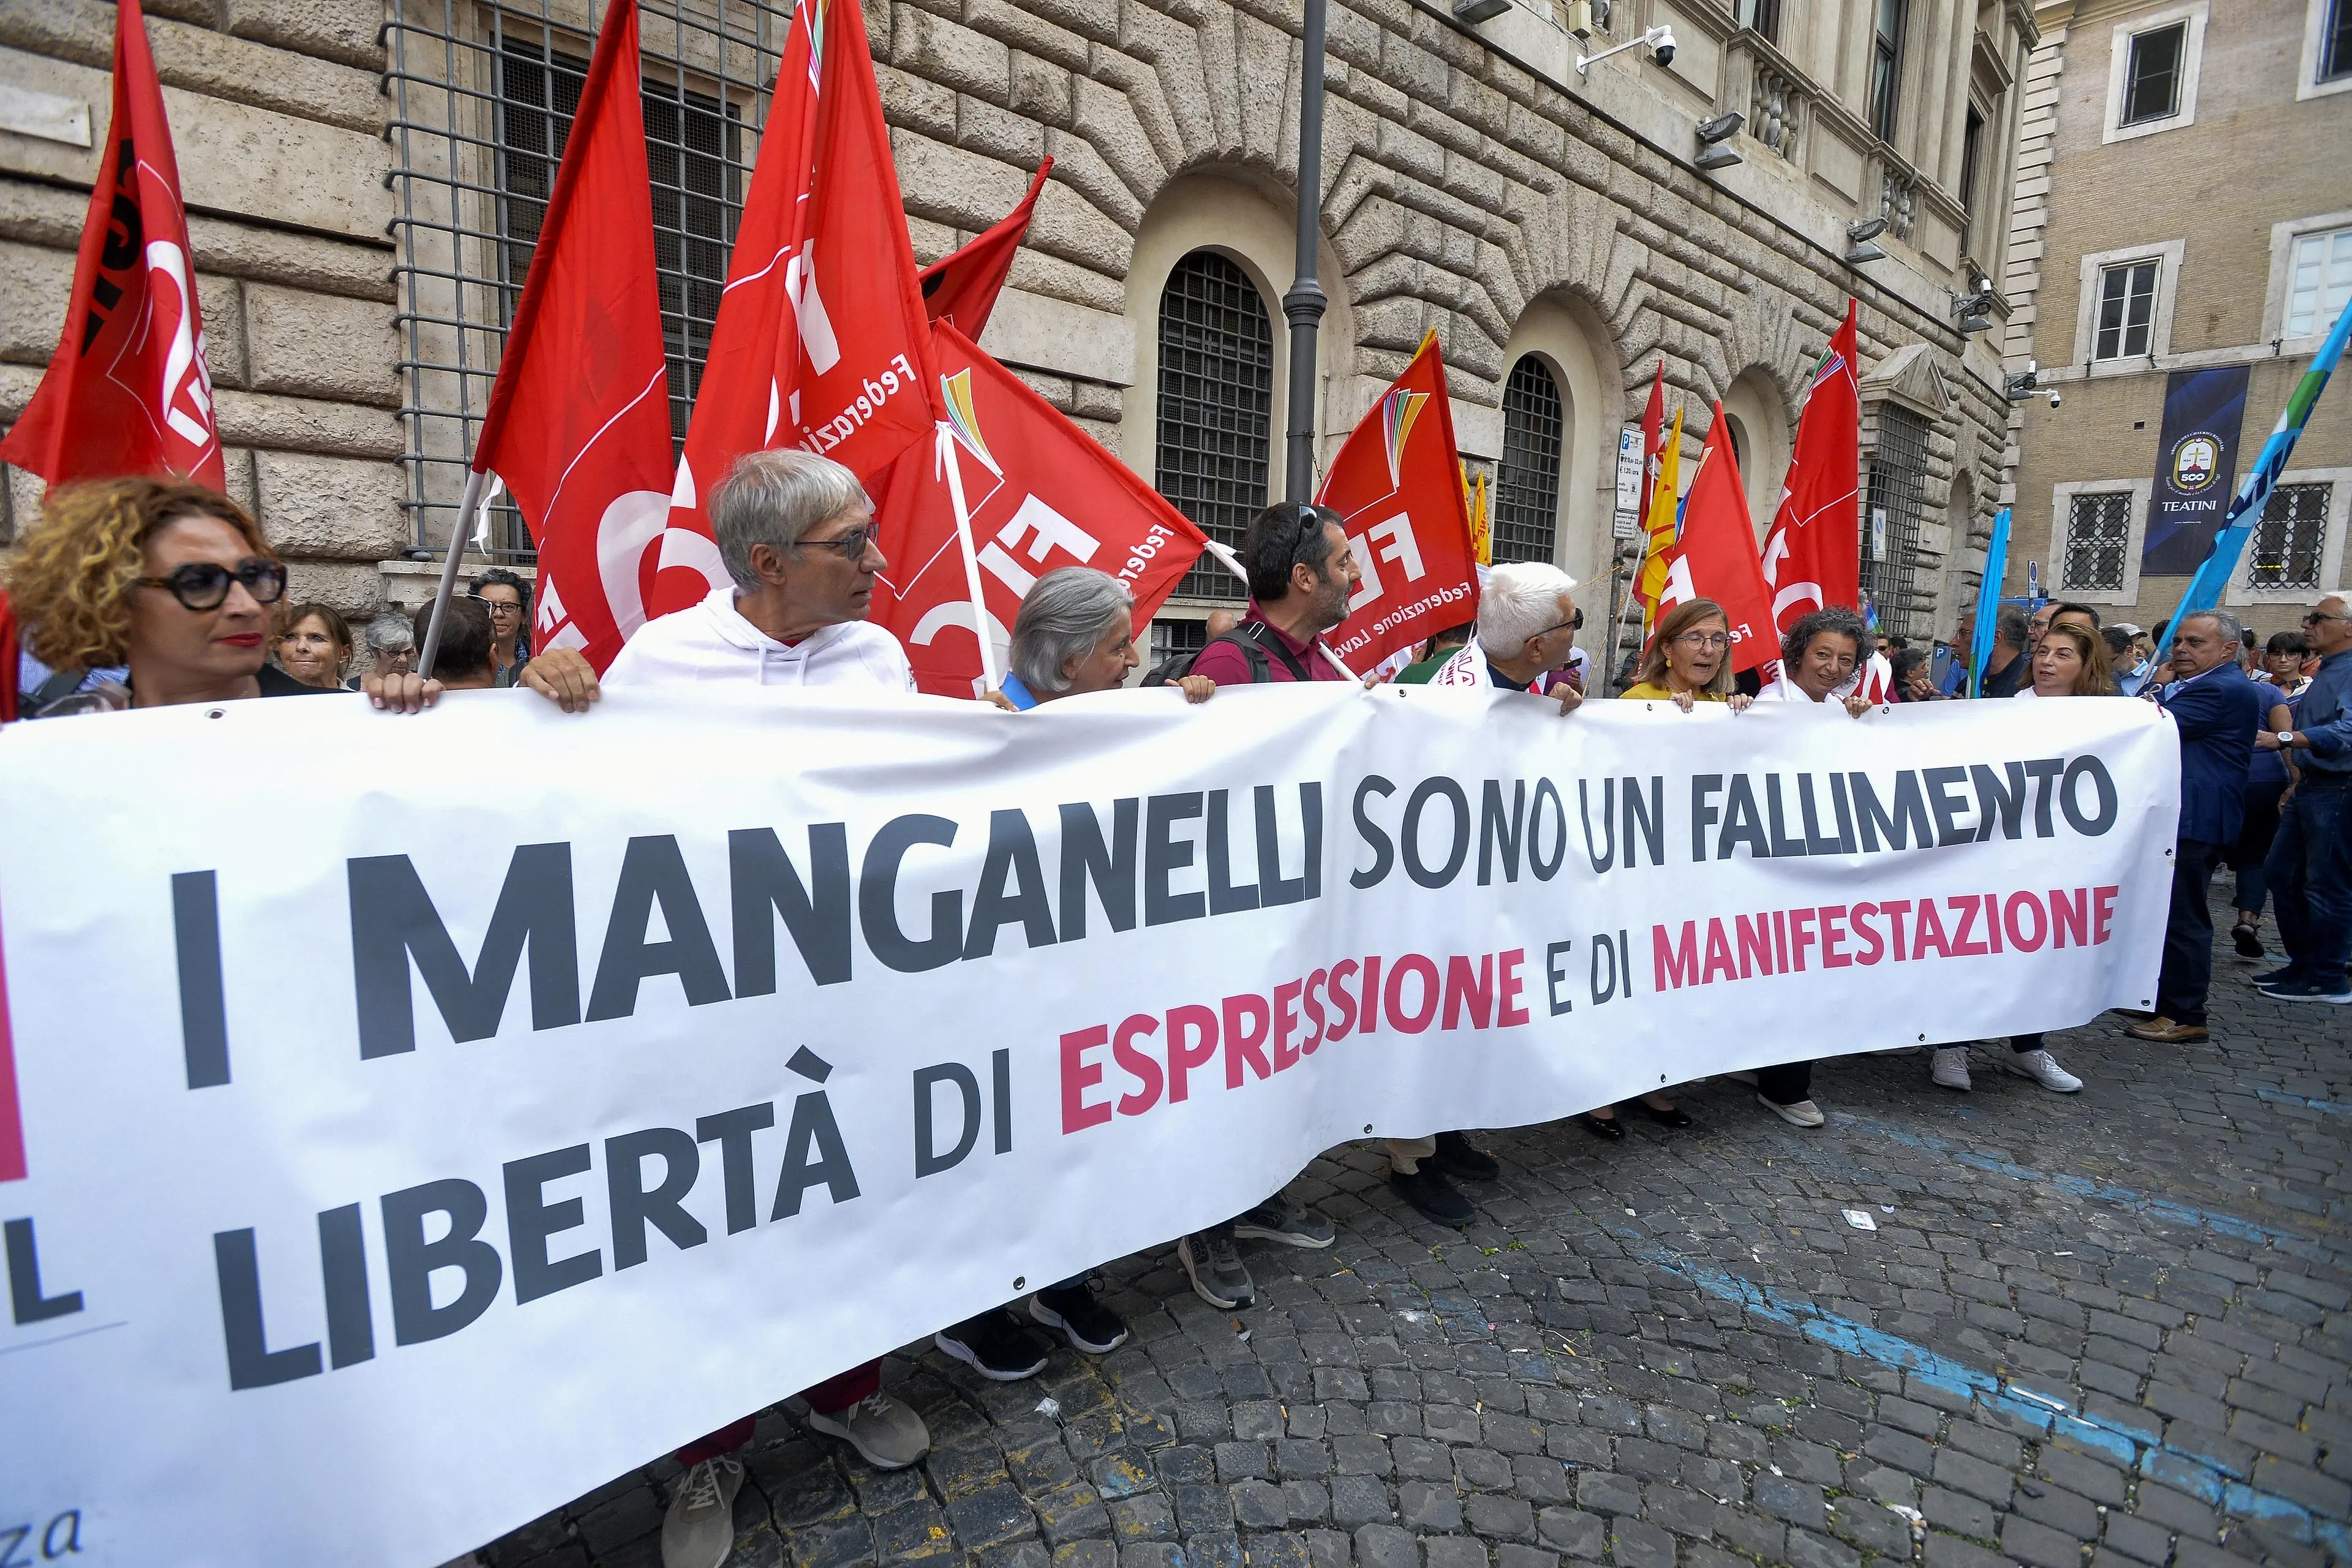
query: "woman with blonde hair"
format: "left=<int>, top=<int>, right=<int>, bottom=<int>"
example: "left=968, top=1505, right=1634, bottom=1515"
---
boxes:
left=4, top=476, right=315, bottom=714
left=273, top=601, right=354, bottom=690
left=2016, top=620, right=2114, bottom=698
left=1623, top=597, right=1755, bottom=713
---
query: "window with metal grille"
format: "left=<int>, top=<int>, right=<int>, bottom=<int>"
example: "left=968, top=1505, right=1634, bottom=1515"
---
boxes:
left=388, top=1, right=772, bottom=561
left=1155, top=251, right=1273, bottom=601
left=1149, top=616, right=1210, bottom=669
left=1871, top=0, right=1907, bottom=142
left=2249, top=483, right=2331, bottom=591
left=1859, top=404, right=1929, bottom=637
left=1495, top=356, right=1564, bottom=566
left=2122, top=22, right=2187, bottom=124
left=2288, top=227, right=2352, bottom=338
left=2094, top=260, right=2159, bottom=361
left=2061, top=492, right=2133, bottom=592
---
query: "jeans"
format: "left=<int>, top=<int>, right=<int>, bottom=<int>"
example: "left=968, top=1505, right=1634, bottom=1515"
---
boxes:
left=2229, top=779, right=2288, bottom=915
left=2266, top=780, right=2352, bottom=987
left=2155, top=837, right=2225, bottom=1025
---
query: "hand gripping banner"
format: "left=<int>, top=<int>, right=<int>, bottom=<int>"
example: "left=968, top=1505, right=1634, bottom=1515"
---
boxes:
left=0, top=690, right=2177, bottom=1566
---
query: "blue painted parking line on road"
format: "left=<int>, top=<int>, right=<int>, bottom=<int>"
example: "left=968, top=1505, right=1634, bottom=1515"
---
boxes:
left=2255, top=1086, right=2352, bottom=1117
left=1626, top=1237, right=2350, bottom=1555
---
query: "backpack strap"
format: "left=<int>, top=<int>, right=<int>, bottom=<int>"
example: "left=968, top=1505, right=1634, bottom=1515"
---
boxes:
left=1230, top=620, right=1314, bottom=683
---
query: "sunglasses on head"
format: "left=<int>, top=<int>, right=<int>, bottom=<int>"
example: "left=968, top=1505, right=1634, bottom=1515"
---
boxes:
left=136, top=557, right=287, bottom=612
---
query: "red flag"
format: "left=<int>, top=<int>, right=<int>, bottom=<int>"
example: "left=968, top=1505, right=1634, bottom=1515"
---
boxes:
left=1760, top=300, right=1861, bottom=631
left=1, top=0, right=222, bottom=490
left=870, top=323, right=1208, bottom=698
left=1314, top=335, right=1482, bottom=673
left=920, top=158, right=1052, bottom=341
left=1630, top=361, right=1671, bottom=628
left=1654, top=403, right=1777, bottom=673
left=467, top=0, right=674, bottom=674
left=654, top=0, right=944, bottom=617
left=1640, top=361, right=1666, bottom=481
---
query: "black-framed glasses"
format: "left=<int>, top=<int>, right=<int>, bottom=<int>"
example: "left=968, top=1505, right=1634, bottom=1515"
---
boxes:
left=797, top=524, right=879, bottom=559
left=468, top=593, right=523, bottom=616
left=135, top=557, right=287, bottom=611
left=2302, top=610, right=2350, bottom=626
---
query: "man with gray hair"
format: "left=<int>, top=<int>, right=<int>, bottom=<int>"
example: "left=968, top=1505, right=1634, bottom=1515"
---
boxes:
left=1396, top=561, right=1585, bottom=716
left=2128, top=609, right=2270, bottom=1044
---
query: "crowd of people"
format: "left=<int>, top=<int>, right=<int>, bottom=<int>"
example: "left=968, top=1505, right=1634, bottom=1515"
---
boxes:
left=5, top=458, right=2347, bottom=1568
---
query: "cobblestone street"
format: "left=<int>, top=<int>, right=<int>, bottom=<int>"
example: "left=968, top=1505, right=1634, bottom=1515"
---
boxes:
left=475, top=918, right=2351, bottom=1568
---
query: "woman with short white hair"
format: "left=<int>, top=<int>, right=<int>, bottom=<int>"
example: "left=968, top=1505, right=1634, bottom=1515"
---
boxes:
left=993, top=566, right=1212, bottom=707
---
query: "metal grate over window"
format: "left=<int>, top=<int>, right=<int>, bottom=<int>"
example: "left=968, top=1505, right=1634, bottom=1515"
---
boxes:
left=1860, top=402, right=1931, bottom=638
left=387, top=0, right=777, bottom=560
left=2250, top=483, right=2331, bottom=591
left=1149, top=616, right=1210, bottom=669
left=1494, top=356, right=1564, bottom=566
left=1155, top=251, right=1273, bottom=601
left=2062, top=491, right=2133, bottom=592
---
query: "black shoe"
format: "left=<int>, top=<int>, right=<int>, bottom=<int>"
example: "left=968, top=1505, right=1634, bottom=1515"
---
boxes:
left=2231, top=921, right=2264, bottom=958
left=1581, top=1113, right=1626, bottom=1142
left=935, top=1310, right=1050, bottom=1381
left=2250, top=966, right=2297, bottom=988
left=1431, top=1130, right=1501, bottom=1182
left=1031, top=1283, right=1129, bottom=1355
left=1390, top=1166, right=1476, bottom=1225
left=1637, top=1098, right=1692, bottom=1128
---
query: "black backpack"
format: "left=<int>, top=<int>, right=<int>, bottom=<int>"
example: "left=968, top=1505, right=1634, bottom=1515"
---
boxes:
left=1141, top=621, right=1315, bottom=687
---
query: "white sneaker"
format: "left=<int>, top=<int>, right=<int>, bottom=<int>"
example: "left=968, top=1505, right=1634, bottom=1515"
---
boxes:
left=660, top=1456, right=743, bottom=1568
left=806, top=1390, right=930, bottom=1470
left=1758, top=1094, right=1825, bottom=1128
left=2002, top=1049, right=2083, bottom=1093
left=1930, top=1046, right=1973, bottom=1091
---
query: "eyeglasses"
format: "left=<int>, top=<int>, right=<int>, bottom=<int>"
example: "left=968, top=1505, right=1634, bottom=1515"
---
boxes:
left=135, top=557, right=287, bottom=611
left=2302, top=611, right=2350, bottom=626
left=798, top=524, right=879, bottom=559
left=469, top=594, right=522, bottom=616
left=1673, top=631, right=1731, bottom=651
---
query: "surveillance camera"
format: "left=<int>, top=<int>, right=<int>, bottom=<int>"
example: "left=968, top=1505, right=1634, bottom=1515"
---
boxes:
left=1646, top=24, right=1677, bottom=66
left=2046, top=389, right=2062, bottom=409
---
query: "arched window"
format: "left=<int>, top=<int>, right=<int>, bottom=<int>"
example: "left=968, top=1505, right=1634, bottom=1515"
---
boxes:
left=1155, top=251, right=1274, bottom=598
left=1494, top=356, right=1564, bottom=565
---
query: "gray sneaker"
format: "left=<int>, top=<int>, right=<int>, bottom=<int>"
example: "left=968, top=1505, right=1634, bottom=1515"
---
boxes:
left=1930, top=1046, right=1973, bottom=1091
left=805, top=1390, right=929, bottom=1470
left=1232, top=1194, right=1335, bottom=1248
left=660, top=1455, right=743, bottom=1568
left=1178, top=1228, right=1256, bottom=1308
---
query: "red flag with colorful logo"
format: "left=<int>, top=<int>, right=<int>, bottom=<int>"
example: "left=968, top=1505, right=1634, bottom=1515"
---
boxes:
left=869, top=323, right=1208, bottom=697
left=919, top=159, right=1052, bottom=341
left=1653, top=404, right=1777, bottom=673
left=1, top=0, right=223, bottom=491
left=467, top=0, right=674, bottom=673
left=1314, top=334, right=1481, bottom=673
left=652, top=0, right=944, bottom=617
left=1760, top=300, right=1861, bottom=631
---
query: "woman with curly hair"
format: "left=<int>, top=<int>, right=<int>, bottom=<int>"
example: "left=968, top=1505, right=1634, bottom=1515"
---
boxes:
left=5, top=476, right=318, bottom=714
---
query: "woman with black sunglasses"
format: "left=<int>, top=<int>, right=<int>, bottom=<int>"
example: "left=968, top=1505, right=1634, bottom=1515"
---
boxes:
left=4, top=477, right=321, bottom=717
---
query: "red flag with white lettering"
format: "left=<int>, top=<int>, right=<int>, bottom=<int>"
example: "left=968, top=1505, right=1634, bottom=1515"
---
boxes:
left=1760, top=299, right=1861, bottom=632
left=652, top=0, right=944, bottom=617
left=870, top=324, right=1207, bottom=698
left=919, top=159, right=1052, bottom=341
left=1653, top=403, right=1778, bottom=673
left=1314, top=335, right=1481, bottom=673
left=469, top=0, right=674, bottom=673
left=1, top=0, right=223, bottom=491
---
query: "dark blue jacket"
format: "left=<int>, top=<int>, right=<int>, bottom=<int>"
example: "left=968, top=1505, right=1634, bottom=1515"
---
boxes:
left=2158, top=665, right=2268, bottom=843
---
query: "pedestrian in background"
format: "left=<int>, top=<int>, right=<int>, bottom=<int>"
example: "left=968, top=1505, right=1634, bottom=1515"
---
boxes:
left=2252, top=596, right=2352, bottom=1005
left=1978, top=606, right=2030, bottom=698
left=273, top=601, right=353, bottom=690
left=470, top=567, right=532, bottom=687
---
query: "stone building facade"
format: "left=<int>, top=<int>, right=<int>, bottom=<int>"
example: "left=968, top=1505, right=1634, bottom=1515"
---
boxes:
left=2000, top=0, right=2352, bottom=644
left=1, top=0, right=2036, bottom=676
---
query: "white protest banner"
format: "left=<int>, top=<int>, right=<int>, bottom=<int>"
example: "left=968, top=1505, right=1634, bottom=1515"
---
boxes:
left=0, top=688, right=2177, bottom=1566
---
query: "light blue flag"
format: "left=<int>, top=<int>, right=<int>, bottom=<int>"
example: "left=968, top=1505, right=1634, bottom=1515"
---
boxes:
left=1969, top=506, right=2011, bottom=696
left=2158, top=294, right=2352, bottom=656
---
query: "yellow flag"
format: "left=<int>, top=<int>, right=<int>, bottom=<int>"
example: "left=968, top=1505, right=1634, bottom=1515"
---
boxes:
left=1634, top=405, right=1683, bottom=635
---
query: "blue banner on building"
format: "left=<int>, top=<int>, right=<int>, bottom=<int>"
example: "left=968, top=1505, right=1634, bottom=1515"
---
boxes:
left=2141, top=365, right=2250, bottom=576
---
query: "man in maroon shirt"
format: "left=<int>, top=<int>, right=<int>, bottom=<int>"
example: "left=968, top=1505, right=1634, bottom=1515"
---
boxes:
left=1188, top=501, right=1361, bottom=685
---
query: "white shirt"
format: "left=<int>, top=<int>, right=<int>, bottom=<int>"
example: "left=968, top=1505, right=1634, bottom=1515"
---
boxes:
left=1756, top=677, right=1833, bottom=704
left=605, top=585, right=916, bottom=693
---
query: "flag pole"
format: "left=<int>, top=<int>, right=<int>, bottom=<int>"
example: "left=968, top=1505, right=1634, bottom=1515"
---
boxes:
left=1968, top=506, right=2011, bottom=697
left=417, top=467, right=485, bottom=680
left=938, top=421, right=1003, bottom=691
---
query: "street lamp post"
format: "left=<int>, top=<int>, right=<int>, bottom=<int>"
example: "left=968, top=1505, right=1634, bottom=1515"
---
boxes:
left=1282, top=0, right=1329, bottom=502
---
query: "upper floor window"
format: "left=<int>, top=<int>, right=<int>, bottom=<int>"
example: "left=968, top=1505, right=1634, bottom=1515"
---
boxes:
left=2324, top=0, right=2352, bottom=81
left=1959, top=105, right=1985, bottom=256
left=2062, top=492, right=2133, bottom=593
left=2287, top=226, right=2352, bottom=337
left=1154, top=251, right=1274, bottom=600
left=2121, top=23, right=2187, bottom=123
left=2095, top=260, right=2160, bottom=361
left=1871, top=0, right=1907, bottom=141
left=1495, top=357, right=1565, bottom=567
left=1735, top=0, right=1781, bottom=43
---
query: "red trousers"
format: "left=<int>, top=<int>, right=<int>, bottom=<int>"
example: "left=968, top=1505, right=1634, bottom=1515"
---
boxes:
left=674, top=1359, right=881, bottom=1464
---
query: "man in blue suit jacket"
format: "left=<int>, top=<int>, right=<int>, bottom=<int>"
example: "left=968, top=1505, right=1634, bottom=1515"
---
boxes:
left=2129, top=611, right=2271, bottom=1043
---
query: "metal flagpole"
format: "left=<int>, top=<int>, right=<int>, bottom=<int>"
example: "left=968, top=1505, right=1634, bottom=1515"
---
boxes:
left=938, top=421, right=1003, bottom=691
left=417, top=467, right=484, bottom=680
left=1281, top=0, right=1329, bottom=502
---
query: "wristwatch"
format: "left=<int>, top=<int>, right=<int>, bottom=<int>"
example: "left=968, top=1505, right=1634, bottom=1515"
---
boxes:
left=2278, top=730, right=2299, bottom=747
